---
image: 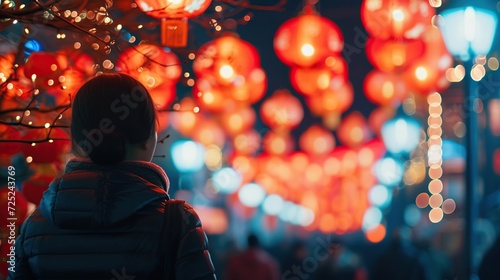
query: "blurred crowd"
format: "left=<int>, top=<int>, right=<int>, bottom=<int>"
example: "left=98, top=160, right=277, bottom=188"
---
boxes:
left=212, top=231, right=500, bottom=280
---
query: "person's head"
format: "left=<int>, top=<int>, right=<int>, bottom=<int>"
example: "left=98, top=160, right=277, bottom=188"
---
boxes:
left=71, top=73, right=158, bottom=165
left=247, top=233, right=260, bottom=248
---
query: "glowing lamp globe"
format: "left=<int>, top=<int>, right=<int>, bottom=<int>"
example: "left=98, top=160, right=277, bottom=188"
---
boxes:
left=306, top=81, right=354, bottom=116
left=24, top=52, right=61, bottom=85
left=263, top=131, right=295, bottom=156
left=260, top=90, right=304, bottom=131
left=135, top=0, right=212, bottom=47
left=171, top=140, right=205, bottom=173
left=361, top=0, right=434, bottom=39
left=439, top=6, right=498, bottom=61
left=220, top=107, right=256, bottom=136
left=337, top=111, right=372, bottom=148
left=382, top=113, right=421, bottom=155
left=274, top=14, right=344, bottom=67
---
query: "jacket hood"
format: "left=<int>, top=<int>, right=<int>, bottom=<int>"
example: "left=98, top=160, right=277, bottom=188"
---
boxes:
left=39, top=159, right=170, bottom=229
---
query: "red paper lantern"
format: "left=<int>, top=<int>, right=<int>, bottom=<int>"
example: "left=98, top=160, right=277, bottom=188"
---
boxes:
left=149, top=82, right=177, bottom=110
left=135, top=0, right=212, bottom=47
left=0, top=124, right=22, bottom=157
left=220, top=107, right=256, bottom=136
left=290, top=55, right=348, bottom=96
left=404, top=27, right=452, bottom=94
left=194, top=35, right=261, bottom=85
left=171, top=98, right=200, bottom=137
left=306, top=81, right=354, bottom=116
left=21, top=128, right=71, bottom=164
left=274, top=14, right=343, bottom=67
left=260, top=90, right=304, bottom=131
left=299, top=125, right=336, bottom=156
left=337, top=112, right=372, bottom=148
left=193, top=76, right=234, bottom=113
left=24, top=52, right=62, bottom=84
left=361, top=0, right=434, bottom=39
left=263, top=131, right=295, bottom=156
left=364, top=70, right=409, bottom=106
left=21, top=174, right=54, bottom=205
left=366, top=38, right=425, bottom=72
left=232, top=130, right=261, bottom=156
left=191, top=118, right=226, bottom=147
left=228, top=68, right=267, bottom=104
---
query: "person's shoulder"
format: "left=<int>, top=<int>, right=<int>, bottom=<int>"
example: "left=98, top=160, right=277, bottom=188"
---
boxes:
left=169, top=200, right=203, bottom=230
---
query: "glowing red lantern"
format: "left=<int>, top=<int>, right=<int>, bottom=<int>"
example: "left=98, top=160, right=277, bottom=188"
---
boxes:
left=361, top=0, right=434, bottom=39
left=21, top=128, right=71, bottom=164
left=232, top=130, right=261, bottom=156
left=194, top=35, right=261, bottom=85
left=116, top=44, right=181, bottom=108
left=220, top=106, right=256, bottom=136
left=274, top=13, right=344, bottom=67
left=363, top=70, right=408, bottom=106
left=290, top=55, right=348, bottom=96
left=21, top=174, right=54, bottom=205
left=404, top=27, right=452, bottom=94
left=228, top=68, right=267, bottom=104
left=171, top=98, right=200, bottom=137
left=193, top=76, right=234, bottom=113
left=149, top=82, right=177, bottom=110
left=263, top=131, right=295, bottom=156
left=191, top=118, right=226, bottom=147
left=366, top=38, right=425, bottom=72
left=135, top=0, right=212, bottom=47
left=260, top=89, right=304, bottom=131
left=0, top=124, right=22, bottom=157
left=306, top=81, right=354, bottom=116
left=337, top=111, right=372, bottom=148
left=24, top=52, right=62, bottom=85
left=299, top=125, right=336, bottom=156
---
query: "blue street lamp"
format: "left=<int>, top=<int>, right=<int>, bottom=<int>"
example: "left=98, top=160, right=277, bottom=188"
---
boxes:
left=439, top=3, right=498, bottom=279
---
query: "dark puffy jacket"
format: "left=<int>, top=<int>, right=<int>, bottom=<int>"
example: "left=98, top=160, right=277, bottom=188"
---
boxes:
left=8, top=159, right=216, bottom=280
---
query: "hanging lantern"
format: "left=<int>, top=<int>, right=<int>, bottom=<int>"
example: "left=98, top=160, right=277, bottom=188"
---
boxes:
left=361, top=0, right=434, bottom=39
left=263, top=131, right=295, bottom=156
left=363, top=70, right=408, bottom=106
left=191, top=118, right=226, bottom=147
left=21, top=174, right=54, bottom=205
left=24, top=52, right=62, bottom=86
left=228, top=68, right=267, bottom=104
left=299, top=125, right=336, bottom=156
left=193, top=35, right=261, bottom=85
left=365, top=38, right=425, bottom=72
left=274, top=13, right=344, bottom=67
left=220, top=106, right=256, bottom=136
left=337, top=111, right=372, bottom=148
left=232, top=129, right=261, bottom=156
left=21, top=128, right=71, bottom=164
left=193, top=76, right=235, bottom=113
left=306, top=81, right=354, bottom=116
left=260, top=89, right=304, bottom=131
left=116, top=44, right=181, bottom=109
left=171, top=97, right=200, bottom=137
left=0, top=124, right=22, bottom=157
left=290, top=55, right=348, bottom=96
left=135, top=0, right=212, bottom=47
left=404, top=27, right=452, bottom=94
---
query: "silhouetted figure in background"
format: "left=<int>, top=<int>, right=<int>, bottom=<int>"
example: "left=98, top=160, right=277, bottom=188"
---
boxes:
left=371, top=230, right=427, bottom=280
left=478, top=236, right=500, bottom=280
left=224, top=233, right=280, bottom=280
left=314, top=239, right=367, bottom=280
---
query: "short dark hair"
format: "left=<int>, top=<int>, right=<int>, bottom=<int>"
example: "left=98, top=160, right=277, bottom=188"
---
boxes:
left=71, top=73, right=157, bottom=165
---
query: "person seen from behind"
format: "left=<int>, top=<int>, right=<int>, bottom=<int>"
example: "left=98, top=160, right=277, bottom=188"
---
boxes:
left=8, top=73, right=216, bottom=279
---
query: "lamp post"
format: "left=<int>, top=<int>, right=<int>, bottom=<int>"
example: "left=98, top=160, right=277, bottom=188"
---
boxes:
left=439, top=5, right=498, bottom=280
